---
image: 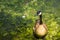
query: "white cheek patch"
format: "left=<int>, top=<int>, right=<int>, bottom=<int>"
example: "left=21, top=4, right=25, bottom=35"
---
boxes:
left=38, top=12, right=42, bottom=15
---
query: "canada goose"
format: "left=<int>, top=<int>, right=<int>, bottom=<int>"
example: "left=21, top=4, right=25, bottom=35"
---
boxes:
left=33, top=11, right=48, bottom=39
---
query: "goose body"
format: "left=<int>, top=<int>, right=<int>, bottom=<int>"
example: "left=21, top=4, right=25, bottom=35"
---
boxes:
left=35, top=23, right=47, bottom=37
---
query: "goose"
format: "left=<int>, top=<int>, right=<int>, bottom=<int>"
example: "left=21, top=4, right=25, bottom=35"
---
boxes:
left=33, top=11, right=48, bottom=39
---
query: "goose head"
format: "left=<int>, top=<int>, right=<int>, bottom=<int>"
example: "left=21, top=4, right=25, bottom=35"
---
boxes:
left=37, top=11, right=42, bottom=16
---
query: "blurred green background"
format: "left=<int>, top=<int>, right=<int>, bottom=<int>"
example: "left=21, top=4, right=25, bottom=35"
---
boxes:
left=0, top=0, right=60, bottom=40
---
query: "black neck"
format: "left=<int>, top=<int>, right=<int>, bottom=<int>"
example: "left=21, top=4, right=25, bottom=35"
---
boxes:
left=39, top=14, right=43, bottom=24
